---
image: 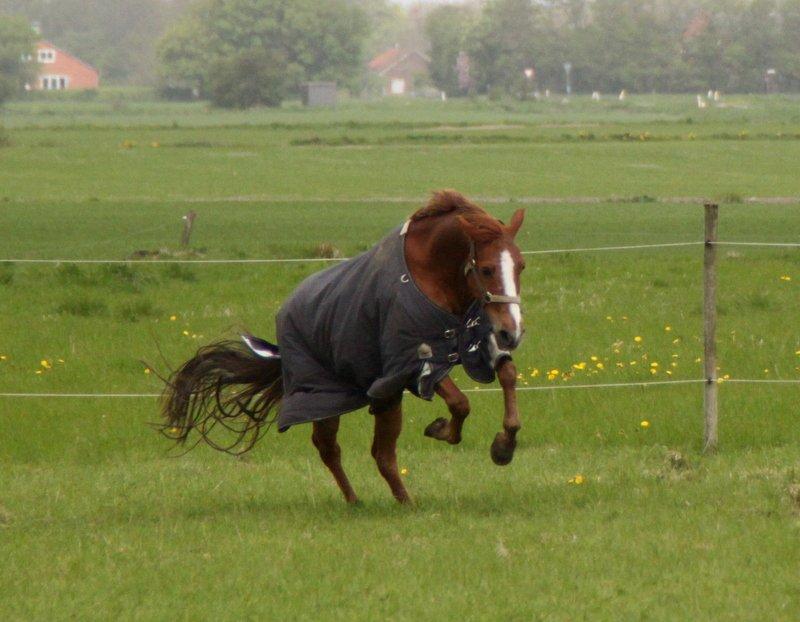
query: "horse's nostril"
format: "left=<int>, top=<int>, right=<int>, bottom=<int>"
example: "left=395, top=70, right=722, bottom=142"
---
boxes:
left=498, top=330, right=513, bottom=348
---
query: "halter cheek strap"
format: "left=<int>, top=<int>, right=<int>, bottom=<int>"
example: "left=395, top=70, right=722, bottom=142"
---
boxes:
left=463, top=242, right=522, bottom=306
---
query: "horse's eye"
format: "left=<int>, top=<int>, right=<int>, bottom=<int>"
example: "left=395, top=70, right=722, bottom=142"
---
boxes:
left=480, top=266, right=494, bottom=278
left=519, top=262, right=526, bottom=272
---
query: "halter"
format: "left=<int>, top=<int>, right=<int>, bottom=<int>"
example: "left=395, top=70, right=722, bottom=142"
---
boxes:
left=463, top=241, right=522, bottom=306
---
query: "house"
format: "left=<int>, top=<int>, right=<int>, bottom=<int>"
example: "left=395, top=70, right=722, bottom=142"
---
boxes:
left=368, top=45, right=430, bottom=96
left=26, top=41, right=100, bottom=91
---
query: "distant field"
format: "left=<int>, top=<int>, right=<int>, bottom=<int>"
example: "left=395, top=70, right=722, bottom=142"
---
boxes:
left=1, top=95, right=799, bottom=620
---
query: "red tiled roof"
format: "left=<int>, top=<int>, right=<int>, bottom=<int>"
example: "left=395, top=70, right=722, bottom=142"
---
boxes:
left=368, top=47, right=402, bottom=72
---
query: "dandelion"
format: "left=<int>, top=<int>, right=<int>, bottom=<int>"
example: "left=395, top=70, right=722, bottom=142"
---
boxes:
left=590, top=355, right=598, bottom=362
left=596, top=362, right=604, bottom=370
left=795, top=350, right=800, bottom=356
left=664, top=325, right=672, bottom=332
left=182, top=330, right=190, bottom=336
left=169, top=427, right=181, bottom=435
left=616, top=362, right=625, bottom=368
left=0, top=355, right=6, bottom=361
left=531, top=368, right=540, bottom=377
left=170, top=315, right=177, bottom=321
left=723, top=373, right=731, bottom=380
left=763, top=368, right=770, bottom=374
left=650, top=368, right=658, bottom=375
left=40, top=359, right=52, bottom=370
left=630, top=360, right=638, bottom=366
left=666, top=370, right=673, bottom=376
left=672, top=338, right=680, bottom=344
left=634, top=336, right=642, bottom=343
left=57, top=358, right=65, bottom=363
left=695, top=357, right=702, bottom=363
left=400, top=467, right=409, bottom=476
left=35, top=370, right=43, bottom=375
left=640, top=420, right=650, bottom=428
left=621, top=316, right=629, bottom=321
left=671, top=362, right=678, bottom=368
left=780, top=275, right=791, bottom=282
left=144, top=368, right=151, bottom=375
left=568, top=474, right=586, bottom=485
left=650, top=362, right=659, bottom=368
left=606, top=315, right=613, bottom=321
left=572, top=362, right=586, bottom=371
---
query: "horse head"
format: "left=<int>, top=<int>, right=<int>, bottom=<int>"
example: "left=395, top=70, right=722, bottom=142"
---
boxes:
left=457, top=208, right=526, bottom=351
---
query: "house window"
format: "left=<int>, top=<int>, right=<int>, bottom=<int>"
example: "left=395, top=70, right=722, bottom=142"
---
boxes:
left=38, top=49, right=56, bottom=63
left=41, top=75, right=69, bottom=90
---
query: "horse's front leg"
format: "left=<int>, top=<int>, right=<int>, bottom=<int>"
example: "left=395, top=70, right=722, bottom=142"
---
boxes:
left=490, top=358, right=520, bottom=466
left=424, top=376, right=470, bottom=445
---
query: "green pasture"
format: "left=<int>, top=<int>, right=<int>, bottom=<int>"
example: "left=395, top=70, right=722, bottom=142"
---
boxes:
left=1, top=96, right=799, bottom=620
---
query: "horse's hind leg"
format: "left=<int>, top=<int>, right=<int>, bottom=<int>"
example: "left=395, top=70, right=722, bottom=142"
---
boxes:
left=312, top=417, right=358, bottom=504
left=371, top=402, right=411, bottom=504
left=424, top=376, right=470, bottom=445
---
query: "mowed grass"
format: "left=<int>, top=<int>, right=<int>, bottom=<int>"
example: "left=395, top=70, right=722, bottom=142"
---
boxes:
left=1, top=96, right=799, bottom=620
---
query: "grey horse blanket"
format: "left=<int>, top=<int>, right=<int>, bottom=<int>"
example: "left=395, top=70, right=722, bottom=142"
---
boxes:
left=269, top=224, right=507, bottom=431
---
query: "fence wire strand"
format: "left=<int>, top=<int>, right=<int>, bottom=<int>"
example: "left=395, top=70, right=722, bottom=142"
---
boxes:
left=3, top=378, right=800, bottom=400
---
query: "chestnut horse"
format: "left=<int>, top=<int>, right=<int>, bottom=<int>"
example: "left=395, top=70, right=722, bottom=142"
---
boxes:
left=161, top=190, right=525, bottom=504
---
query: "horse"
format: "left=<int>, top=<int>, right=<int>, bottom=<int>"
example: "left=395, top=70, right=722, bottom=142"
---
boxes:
left=160, top=190, right=526, bottom=504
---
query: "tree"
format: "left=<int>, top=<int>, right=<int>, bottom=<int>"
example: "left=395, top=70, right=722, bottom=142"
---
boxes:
left=157, top=0, right=368, bottom=105
left=0, top=14, right=34, bottom=105
left=466, top=0, right=540, bottom=95
left=208, top=47, right=287, bottom=108
left=425, top=4, right=477, bottom=95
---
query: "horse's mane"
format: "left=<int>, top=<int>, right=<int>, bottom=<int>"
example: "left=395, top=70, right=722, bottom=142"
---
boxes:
left=411, top=190, right=504, bottom=241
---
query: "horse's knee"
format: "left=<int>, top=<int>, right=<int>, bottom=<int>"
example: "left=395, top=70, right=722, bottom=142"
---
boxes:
left=450, top=394, right=470, bottom=419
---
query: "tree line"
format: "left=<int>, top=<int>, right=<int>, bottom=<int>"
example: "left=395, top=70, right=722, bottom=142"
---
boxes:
left=427, top=0, right=800, bottom=97
left=1, top=0, right=800, bottom=108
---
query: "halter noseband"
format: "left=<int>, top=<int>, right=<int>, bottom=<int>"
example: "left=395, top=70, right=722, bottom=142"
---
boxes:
left=463, top=241, right=522, bottom=306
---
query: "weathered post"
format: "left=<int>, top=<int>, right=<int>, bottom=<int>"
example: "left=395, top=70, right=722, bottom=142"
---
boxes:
left=181, top=211, right=197, bottom=249
left=703, top=203, right=719, bottom=452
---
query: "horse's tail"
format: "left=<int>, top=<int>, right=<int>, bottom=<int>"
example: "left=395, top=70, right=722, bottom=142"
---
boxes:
left=160, top=339, right=283, bottom=455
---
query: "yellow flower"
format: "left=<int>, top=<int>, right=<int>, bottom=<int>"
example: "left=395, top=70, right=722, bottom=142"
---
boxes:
left=634, top=336, right=642, bottom=343
left=606, top=315, right=613, bottom=321
left=695, top=357, right=702, bottom=363
left=613, top=348, right=621, bottom=354
left=530, top=368, right=540, bottom=377
left=666, top=370, right=673, bottom=376
left=664, top=325, right=672, bottom=332
left=169, top=315, right=177, bottom=321
left=572, top=362, right=586, bottom=371
left=671, top=362, right=678, bottom=368
left=400, top=467, right=409, bottom=476
left=549, top=368, right=560, bottom=376
left=616, top=362, right=625, bottom=368
left=795, top=350, right=800, bottom=356
left=590, top=355, right=598, bottom=362
left=723, top=374, right=731, bottom=380
left=35, top=370, right=43, bottom=375
left=0, top=355, right=6, bottom=361
left=640, top=420, right=650, bottom=428
left=182, top=330, right=190, bottom=336
left=569, top=474, right=585, bottom=485
left=621, top=316, right=629, bottom=321
left=650, top=362, right=659, bottom=368
left=649, top=368, right=657, bottom=375
left=672, top=338, right=680, bottom=344
left=57, top=358, right=65, bottom=363
left=763, top=368, right=770, bottom=374
left=595, top=362, right=604, bottom=370
left=780, top=275, right=791, bottom=281
left=144, top=368, right=151, bottom=375
left=630, top=360, right=638, bottom=366
left=40, top=359, right=52, bottom=369
left=169, top=427, right=181, bottom=435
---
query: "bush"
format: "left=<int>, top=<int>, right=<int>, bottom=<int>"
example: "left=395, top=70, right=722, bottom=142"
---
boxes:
left=208, top=48, right=288, bottom=109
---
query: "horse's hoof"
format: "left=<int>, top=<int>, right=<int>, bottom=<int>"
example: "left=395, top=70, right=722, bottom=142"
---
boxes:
left=424, top=417, right=448, bottom=440
left=490, top=432, right=516, bottom=466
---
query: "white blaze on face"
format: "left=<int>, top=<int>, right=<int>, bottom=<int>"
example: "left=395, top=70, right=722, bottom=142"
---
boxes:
left=499, top=250, right=523, bottom=339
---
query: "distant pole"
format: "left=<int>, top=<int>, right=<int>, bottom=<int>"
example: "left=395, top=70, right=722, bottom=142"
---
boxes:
left=181, top=211, right=197, bottom=249
left=563, top=62, right=572, bottom=95
left=703, top=203, right=719, bottom=452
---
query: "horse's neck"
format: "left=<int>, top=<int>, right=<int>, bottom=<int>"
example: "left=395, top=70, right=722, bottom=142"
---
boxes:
left=405, top=216, right=473, bottom=315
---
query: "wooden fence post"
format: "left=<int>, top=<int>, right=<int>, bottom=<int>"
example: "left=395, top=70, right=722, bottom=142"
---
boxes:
left=181, top=211, right=197, bottom=249
left=703, top=203, right=719, bottom=452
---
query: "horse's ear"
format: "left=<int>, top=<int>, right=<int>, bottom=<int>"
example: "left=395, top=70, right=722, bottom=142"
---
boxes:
left=507, top=209, right=525, bottom=238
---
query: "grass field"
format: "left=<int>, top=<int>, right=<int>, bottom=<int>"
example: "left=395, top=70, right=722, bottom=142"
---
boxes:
left=1, top=94, right=799, bottom=620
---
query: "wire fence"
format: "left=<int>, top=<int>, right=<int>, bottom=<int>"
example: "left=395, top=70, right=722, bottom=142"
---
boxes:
left=2, top=239, right=798, bottom=265
left=1, top=207, right=798, bottom=451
